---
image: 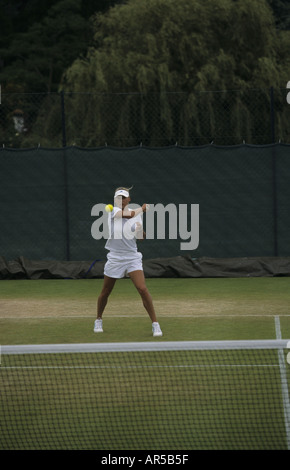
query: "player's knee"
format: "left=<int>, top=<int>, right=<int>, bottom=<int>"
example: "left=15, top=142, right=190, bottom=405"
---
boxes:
left=137, top=285, right=149, bottom=298
left=101, top=287, right=112, bottom=299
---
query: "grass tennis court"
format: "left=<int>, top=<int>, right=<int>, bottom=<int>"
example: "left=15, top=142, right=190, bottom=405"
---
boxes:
left=1, top=277, right=290, bottom=344
left=1, top=277, right=290, bottom=450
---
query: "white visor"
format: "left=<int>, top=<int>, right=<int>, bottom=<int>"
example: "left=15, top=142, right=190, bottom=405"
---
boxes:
left=114, top=189, right=130, bottom=198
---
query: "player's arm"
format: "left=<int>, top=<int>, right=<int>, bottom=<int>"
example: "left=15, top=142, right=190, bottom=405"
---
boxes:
left=114, top=204, right=148, bottom=219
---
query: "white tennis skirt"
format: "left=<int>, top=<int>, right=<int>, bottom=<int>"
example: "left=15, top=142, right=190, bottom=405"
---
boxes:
left=104, top=251, right=143, bottom=279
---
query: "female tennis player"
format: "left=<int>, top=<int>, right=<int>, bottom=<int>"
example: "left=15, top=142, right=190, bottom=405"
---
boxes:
left=94, top=187, right=163, bottom=337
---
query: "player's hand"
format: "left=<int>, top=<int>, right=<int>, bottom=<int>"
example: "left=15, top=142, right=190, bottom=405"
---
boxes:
left=142, top=204, right=150, bottom=212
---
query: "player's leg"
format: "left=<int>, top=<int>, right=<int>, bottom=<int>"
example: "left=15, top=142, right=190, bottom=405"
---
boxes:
left=128, top=270, right=156, bottom=321
left=128, top=270, right=162, bottom=336
left=94, top=275, right=116, bottom=332
left=97, top=275, right=117, bottom=318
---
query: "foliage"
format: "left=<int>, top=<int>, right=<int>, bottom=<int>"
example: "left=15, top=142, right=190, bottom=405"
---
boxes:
left=63, top=0, right=289, bottom=93
left=58, top=0, right=290, bottom=146
left=0, top=0, right=124, bottom=92
left=1, top=0, right=290, bottom=147
left=0, top=0, right=91, bottom=92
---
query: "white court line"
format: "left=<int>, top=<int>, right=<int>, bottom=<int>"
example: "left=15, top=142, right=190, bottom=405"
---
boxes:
left=0, top=364, right=280, bottom=370
left=275, top=316, right=290, bottom=450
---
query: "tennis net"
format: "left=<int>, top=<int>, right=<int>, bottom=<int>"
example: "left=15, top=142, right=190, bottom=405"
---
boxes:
left=1, top=340, right=290, bottom=450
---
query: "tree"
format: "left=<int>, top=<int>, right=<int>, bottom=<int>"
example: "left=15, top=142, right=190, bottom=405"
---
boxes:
left=0, top=0, right=125, bottom=91
left=0, top=0, right=92, bottom=92
left=268, top=0, right=290, bottom=30
left=0, top=0, right=126, bottom=146
left=62, top=0, right=288, bottom=93
left=56, top=0, right=290, bottom=146
left=3, top=0, right=290, bottom=147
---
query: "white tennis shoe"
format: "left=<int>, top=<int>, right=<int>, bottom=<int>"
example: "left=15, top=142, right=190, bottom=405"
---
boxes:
left=94, top=319, right=103, bottom=333
left=152, top=322, right=163, bottom=337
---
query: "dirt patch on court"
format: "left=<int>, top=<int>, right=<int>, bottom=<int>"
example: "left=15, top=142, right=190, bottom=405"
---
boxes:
left=0, top=298, right=272, bottom=318
left=0, top=298, right=194, bottom=318
left=0, top=299, right=96, bottom=318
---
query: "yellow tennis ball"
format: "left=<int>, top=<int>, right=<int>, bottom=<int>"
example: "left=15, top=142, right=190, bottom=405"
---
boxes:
left=105, top=204, right=113, bottom=213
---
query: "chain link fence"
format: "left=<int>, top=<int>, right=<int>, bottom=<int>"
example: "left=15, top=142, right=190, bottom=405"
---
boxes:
left=0, top=87, right=289, bottom=148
